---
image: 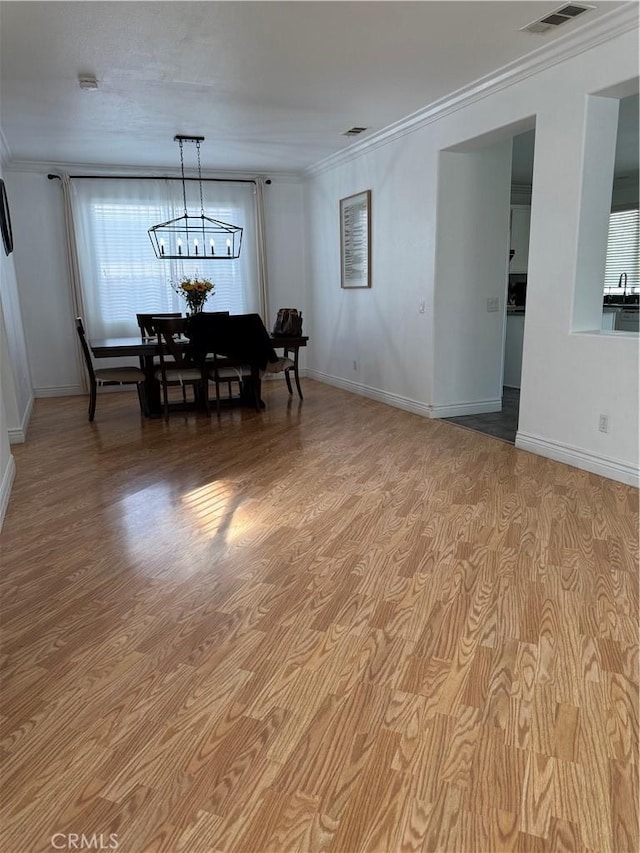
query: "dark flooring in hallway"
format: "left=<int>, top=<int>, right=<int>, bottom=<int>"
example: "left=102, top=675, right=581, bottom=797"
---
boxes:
left=444, top=387, right=520, bottom=444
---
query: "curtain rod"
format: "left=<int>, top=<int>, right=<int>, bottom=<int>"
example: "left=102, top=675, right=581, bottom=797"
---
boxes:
left=47, top=174, right=270, bottom=184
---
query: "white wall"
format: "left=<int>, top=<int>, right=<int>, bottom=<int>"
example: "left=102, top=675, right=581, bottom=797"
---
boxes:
left=5, top=172, right=82, bottom=396
left=264, top=178, right=307, bottom=332
left=572, top=96, right=620, bottom=332
left=433, top=142, right=512, bottom=415
left=0, top=259, right=33, bottom=428
left=305, top=26, right=639, bottom=484
left=0, top=368, right=14, bottom=529
left=520, top=85, right=639, bottom=481
left=306, top=136, right=437, bottom=415
left=0, top=299, right=16, bottom=529
left=0, top=152, right=27, bottom=527
left=504, top=314, right=525, bottom=389
left=0, top=155, right=33, bottom=457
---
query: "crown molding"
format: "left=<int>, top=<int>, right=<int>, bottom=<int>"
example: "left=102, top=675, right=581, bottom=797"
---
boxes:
left=306, top=2, right=639, bottom=177
left=3, top=158, right=304, bottom=183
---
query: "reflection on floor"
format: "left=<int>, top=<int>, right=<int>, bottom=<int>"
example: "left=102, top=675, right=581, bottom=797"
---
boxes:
left=444, top=387, right=520, bottom=444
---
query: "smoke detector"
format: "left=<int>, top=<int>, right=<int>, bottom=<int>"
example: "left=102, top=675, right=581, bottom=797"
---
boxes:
left=522, top=4, right=594, bottom=34
left=78, top=75, right=99, bottom=90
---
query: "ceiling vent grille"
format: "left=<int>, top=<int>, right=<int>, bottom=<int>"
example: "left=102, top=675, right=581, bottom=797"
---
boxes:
left=343, top=127, right=368, bottom=137
left=522, top=3, right=594, bottom=34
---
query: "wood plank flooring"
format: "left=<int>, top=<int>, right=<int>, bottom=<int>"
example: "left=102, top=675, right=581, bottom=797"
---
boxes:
left=1, top=380, right=638, bottom=853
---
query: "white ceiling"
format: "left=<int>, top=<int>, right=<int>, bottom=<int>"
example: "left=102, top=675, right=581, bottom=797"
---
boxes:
left=0, top=1, right=631, bottom=174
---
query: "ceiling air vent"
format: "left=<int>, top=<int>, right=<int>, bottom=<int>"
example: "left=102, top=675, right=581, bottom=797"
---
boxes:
left=522, top=3, right=594, bottom=34
left=343, top=127, right=368, bottom=137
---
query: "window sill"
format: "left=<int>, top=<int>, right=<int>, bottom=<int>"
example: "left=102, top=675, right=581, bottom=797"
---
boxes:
left=572, top=329, right=639, bottom=338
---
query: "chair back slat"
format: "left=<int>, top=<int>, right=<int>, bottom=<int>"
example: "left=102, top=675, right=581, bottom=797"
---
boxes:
left=136, top=312, right=182, bottom=338
left=153, top=317, right=193, bottom=370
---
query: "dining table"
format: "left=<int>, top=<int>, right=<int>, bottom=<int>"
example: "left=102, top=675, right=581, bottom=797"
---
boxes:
left=90, top=332, right=309, bottom=416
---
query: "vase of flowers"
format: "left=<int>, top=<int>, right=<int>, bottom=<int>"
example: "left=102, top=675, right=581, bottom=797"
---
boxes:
left=171, top=275, right=215, bottom=313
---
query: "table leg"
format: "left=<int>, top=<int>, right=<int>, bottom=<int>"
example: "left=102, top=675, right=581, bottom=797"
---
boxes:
left=141, top=354, right=161, bottom=417
left=285, top=346, right=303, bottom=400
left=284, top=347, right=294, bottom=395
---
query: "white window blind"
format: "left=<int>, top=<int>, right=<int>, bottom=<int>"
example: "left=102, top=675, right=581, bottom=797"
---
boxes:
left=603, top=208, right=640, bottom=294
left=71, top=178, right=259, bottom=338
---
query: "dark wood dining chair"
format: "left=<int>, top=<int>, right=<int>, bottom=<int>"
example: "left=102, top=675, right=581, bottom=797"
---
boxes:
left=192, top=311, right=251, bottom=409
left=136, top=312, right=182, bottom=338
left=76, top=318, right=147, bottom=421
left=184, top=312, right=261, bottom=413
left=136, top=312, right=183, bottom=370
left=153, top=316, right=209, bottom=419
left=206, top=355, right=260, bottom=415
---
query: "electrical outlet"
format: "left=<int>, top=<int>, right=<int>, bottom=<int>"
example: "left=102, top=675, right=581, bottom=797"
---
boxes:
left=486, top=297, right=499, bottom=313
left=598, top=414, right=609, bottom=433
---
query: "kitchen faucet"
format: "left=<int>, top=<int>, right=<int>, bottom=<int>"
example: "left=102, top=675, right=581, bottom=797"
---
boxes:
left=619, top=272, right=628, bottom=301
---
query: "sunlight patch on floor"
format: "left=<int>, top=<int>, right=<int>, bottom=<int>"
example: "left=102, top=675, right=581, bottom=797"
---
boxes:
left=181, top=479, right=247, bottom=542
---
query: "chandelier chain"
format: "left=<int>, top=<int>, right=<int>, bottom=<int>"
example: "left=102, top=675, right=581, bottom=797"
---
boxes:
left=196, top=140, right=205, bottom=216
left=179, top=139, right=188, bottom=217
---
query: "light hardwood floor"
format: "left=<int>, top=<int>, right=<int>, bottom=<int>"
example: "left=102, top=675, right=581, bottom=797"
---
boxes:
left=1, top=380, right=638, bottom=853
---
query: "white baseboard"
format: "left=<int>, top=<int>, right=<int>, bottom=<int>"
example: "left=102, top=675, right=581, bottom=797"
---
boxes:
left=516, top=431, right=639, bottom=487
left=7, top=393, right=34, bottom=444
left=0, top=454, right=16, bottom=531
left=34, top=385, right=83, bottom=398
left=431, top=399, right=502, bottom=419
left=306, top=369, right=432, bottom=418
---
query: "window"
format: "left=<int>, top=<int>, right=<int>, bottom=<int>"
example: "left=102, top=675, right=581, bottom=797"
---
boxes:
left=71, top=178, right=259, bottom=338
left=603, top=208, right=640, bottom=295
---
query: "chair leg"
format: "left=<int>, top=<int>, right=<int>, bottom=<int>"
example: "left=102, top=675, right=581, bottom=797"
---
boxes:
left=252, top=370, right=262, bottom=411
left=136, top=382, right=148, bottom=417
left=215, top=377, right=221, bottom=416
left=88, top=379, right=97, bottom=421
left=202, top=378, right=210, bottom=416
left=163, top=384, right=169, bottom=420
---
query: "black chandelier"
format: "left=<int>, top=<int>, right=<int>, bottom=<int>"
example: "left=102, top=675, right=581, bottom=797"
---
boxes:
left=148, top=135, right=243, bottom=260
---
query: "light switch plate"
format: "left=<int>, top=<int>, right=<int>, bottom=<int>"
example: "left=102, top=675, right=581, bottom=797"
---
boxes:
left=486, top=297, right=499, bottom=313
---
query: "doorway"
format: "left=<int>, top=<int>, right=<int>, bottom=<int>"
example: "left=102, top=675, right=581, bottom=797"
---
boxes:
left=443, top=128, right=535, bottom=444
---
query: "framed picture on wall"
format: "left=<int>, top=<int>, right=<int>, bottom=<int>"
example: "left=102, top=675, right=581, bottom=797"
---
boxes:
left=340, top=190, right=371, bottom=288
left=0, top=179, right=14, bottom=256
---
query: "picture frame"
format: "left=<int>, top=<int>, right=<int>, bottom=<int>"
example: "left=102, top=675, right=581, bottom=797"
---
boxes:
left=0, top=179, right=14, bottom=256
left=340, top=190, right=371, bottom=288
